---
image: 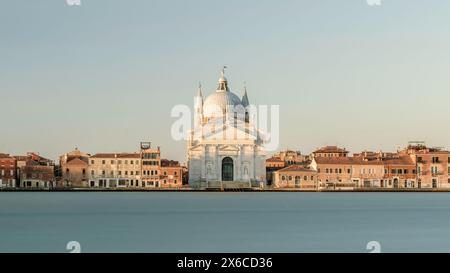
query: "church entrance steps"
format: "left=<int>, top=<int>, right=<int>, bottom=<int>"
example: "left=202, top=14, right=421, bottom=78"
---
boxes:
left=205, top=180, right=253, bottom=191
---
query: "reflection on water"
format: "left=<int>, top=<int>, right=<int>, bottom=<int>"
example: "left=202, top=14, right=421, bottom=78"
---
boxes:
left=1, top=192, right=450, bottom=252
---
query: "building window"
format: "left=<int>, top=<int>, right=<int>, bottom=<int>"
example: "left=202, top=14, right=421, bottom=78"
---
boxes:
left=102, top=170, right=105, bottom=175
left=91, top=170, right=94, bottom=175
left=91, top=160, right=94, bottom=164
left=111, top=160, right=115, bottom=164
left=102, top=160, right=105, bottom=165
left=136, top=171, right=139, bottom=175
left=431, top=166, right=438, bottom=174
left=303, top=176, right=307, bottom=181
left=174, top=171, right=177, bottom=175
left=130, top=160, right=134, bottom=164
left=131, top=171, right=134, bottom=175
left=432, top=157, right=439, bottom=163
left=347, top=169, right=351, bottom=174
left=82, top=169, right=86, bottom=175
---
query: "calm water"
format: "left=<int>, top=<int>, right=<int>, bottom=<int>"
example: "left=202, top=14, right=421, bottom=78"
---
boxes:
left=1, top=192, right=450, bottom=252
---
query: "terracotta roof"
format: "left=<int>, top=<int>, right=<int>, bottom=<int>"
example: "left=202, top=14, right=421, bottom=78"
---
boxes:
left=382, top=156, right=415, bottom=166
left=65, top=158, right=88, bottom=166
left=266, top=157, right=283, bottom=162
left=277, top=165, right=317, bottom=173
left=313, top=146, right=348, bottom=154
left=91, top=153, right=140, bottom=159
left=314, top=157, right=383, bottom=165
left=0, top=153, right=13, bottom=159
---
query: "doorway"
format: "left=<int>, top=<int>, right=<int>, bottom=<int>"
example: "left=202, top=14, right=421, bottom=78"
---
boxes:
left=222, top=157, right=234, bottom=181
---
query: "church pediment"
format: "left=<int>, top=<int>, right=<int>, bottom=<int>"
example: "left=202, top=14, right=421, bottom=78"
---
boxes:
left=198, top=123, right=258, bottom=141
left=218, top=145, right=240, bottom=152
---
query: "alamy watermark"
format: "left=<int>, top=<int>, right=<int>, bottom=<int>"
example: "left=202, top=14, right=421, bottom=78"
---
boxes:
left=66, top=241, right=81, bottom=253
left=366, top=0, right=382, bottom=6
left=366, top=241, right=381, bottom=253
left=171, top=103, right=280, bottom=152
left=66, top=0, right=81, bottom=6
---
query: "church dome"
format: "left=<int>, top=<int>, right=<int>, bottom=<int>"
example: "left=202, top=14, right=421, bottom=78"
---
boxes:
left=203, top=91, right=243, bottom=117
left=202, top=69, right=244, bottom=118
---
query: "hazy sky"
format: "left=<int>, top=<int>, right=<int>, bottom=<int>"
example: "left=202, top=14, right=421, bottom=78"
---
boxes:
left=1, top=0, right=450, bottom=162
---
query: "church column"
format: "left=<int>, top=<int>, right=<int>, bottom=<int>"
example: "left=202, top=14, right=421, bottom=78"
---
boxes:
left=201, top=145, right=206, bottom=182
left=216, top=145, right=220, bottom=181
left=237, top=145, right=241, bottom=181
left=253, top=144, right=256, bottom=181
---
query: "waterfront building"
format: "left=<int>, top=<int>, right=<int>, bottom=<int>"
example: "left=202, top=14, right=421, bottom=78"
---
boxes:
left=140, top=142, right=161, bottom=188
left=0, top=153, right=17, bottom=188
left=382, top=155, right=416, bottom=188
left=59, top=148, right=90, bottom=187
left=350, top=155, right=384, bottom=188
left=17, top=153, right=55, bottom=188
left=312, top=146, right=349, bottom=158
left=160, top=159, right=183, bottom=188
left=187, top=69, right=266, bottom=189
left=265, top=156, right=286, bottom=186
left=310, top=157, right=355, bottom=189
left=272, top=165, right=318, bottom=189
left=88, top=152, right=141, bottom=188
left=399, top=143, right=450, bottom=188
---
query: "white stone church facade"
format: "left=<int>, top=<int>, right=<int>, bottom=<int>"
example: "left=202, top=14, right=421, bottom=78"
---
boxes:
left=187, top=69, right=266, bottom=189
